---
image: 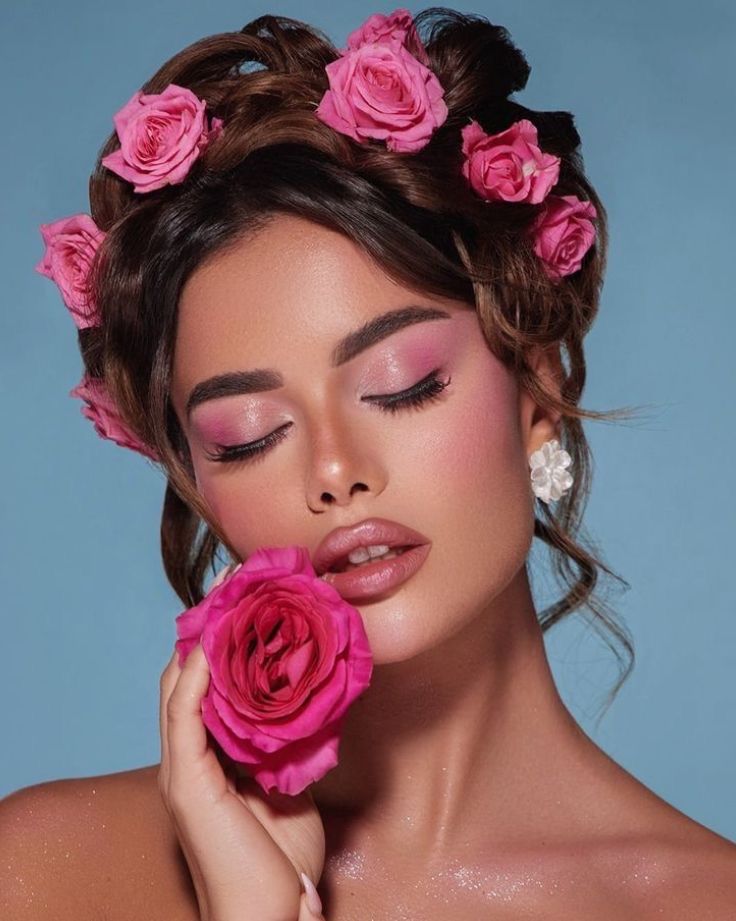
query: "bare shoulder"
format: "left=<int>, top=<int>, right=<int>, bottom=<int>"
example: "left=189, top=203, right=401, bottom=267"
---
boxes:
left=0, top=763, right=198, bottom=921
left=654, top=826, right=736, bottom=919
left=582, top=744, right=736, bottom=919
left=621, top=815, right=736, bottom=920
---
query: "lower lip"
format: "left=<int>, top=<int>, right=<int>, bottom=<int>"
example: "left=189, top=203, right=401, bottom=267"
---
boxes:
left=321, top=544, right=431, bottom=602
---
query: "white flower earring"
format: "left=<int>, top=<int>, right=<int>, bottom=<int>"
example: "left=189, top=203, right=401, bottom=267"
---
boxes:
left=528, top=438, right=573, bottom=503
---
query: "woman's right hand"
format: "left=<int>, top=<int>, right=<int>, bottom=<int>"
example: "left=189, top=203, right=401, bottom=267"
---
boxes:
left=158, top=642, right=326, bottom=921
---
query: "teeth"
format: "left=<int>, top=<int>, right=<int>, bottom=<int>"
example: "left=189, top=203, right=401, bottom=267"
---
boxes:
left=319, top=544, right=411, bottom=580
left=339, top=546, right=406, bottom=573
left=347, top=544, right=390, bottom=564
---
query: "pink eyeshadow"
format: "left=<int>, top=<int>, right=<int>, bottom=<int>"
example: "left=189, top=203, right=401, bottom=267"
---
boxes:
left=357, top=325, right=454, bottom=390
left=193, top=408, right=266, bottom=446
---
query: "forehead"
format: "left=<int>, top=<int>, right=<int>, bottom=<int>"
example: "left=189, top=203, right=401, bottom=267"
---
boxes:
left=172, top=214, right=471, bottom=401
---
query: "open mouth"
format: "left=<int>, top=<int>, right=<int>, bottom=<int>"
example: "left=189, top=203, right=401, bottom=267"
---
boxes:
left=319, top=543, right=431, bottom=602
left=327, top=545, right=413, bottom=574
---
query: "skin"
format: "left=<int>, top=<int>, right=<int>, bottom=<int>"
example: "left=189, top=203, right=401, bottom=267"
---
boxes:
left=2, top=212, right=735, bottom=920
left=167, top=214, right=736, bottom=917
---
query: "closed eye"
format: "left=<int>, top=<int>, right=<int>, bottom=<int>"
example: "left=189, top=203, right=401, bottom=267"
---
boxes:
left=361, top=368, right=451, bottom=414
left=205, top=369, right=451, bottom=464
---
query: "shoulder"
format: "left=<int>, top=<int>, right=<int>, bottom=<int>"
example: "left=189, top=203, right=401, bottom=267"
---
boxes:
left=619, top=820, right=736, bottom=920
left=655, top=832, right=736, bottom=919
left=585, top=751, right=736, bottom=918
left=0, top=764, right=197, bottom=921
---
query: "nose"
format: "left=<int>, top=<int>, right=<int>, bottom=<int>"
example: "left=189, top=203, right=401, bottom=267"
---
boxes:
left=305, top=413, right=387, bottom=511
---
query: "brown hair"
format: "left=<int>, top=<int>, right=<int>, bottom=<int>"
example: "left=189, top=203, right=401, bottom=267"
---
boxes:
left=82, top=7, right=641, bottom=720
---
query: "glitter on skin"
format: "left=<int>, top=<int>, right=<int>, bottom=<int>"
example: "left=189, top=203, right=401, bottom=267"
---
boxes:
left=326, top=847, right=366, bottom=879
left=321, top=841, right=668, bottom=917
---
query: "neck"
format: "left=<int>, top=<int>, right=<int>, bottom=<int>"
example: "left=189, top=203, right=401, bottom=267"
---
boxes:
left=311, top=568, right=604, bottom=862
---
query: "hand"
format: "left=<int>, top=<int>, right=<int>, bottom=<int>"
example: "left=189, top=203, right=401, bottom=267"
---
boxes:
left=159, top=643, right=326, bottom=921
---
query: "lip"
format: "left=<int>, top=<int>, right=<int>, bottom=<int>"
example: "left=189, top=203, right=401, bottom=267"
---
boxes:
left=312, top=517, right=431, bottom=578
left=319, top=543, right=432, bottom=602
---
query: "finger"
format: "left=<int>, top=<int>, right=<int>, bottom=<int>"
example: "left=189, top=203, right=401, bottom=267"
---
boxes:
left=166, top=643, right=213, bottom=787
left=298, top=874, right=324, bottom=921
left=158, top=648, right=179, bottom=789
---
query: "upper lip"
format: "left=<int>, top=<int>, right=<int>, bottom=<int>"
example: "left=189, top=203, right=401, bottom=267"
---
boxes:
left=312, top=517, right=430, bottom=576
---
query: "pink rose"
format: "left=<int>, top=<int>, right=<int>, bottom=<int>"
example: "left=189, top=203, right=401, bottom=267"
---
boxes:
left=69, top=373, right=160, bottom=461
left=35, top=213, right=104, bottom=329
left=315, top=41, right=447, bottom=153
left=461, top=118, right=560, bottom=204
left=101, top=83, right=223, bottom=193
left=175, top=546, right=374, bottom=796
left=344, top=7, right=430, bottom=66
left=531, top=194, right=597, bottom=281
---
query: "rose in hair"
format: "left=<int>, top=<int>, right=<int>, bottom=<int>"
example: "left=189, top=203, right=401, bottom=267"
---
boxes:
left=344, top=6, right=430, bottom=66
left=315, top=41, right=447, bottom=153
left=175, top=546, right=374, bottom=797
left=69, top=373, right=160, bottom=461
left=531, top=193, right=597, bottom=281
left=35, top=213, right=104, bottom=330
left=461, top=118, right=560, bottom=205
left=101, top=83, right=223, bottom=193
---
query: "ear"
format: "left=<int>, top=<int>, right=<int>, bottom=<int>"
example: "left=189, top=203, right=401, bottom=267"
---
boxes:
left=519, top=344, right=565, bottom=458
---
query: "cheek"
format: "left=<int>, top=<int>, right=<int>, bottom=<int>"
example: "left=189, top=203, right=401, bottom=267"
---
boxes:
left=417, top=357, right=535, bottom=602
left=193, top=442, right=320, bottom=560
left=428, top=359, right=525, bottom=498
left=191, top=461, right=284, bottom=553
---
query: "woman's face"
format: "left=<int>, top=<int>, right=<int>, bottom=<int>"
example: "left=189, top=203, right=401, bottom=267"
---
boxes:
left=171, top=214, right=552, bottom=664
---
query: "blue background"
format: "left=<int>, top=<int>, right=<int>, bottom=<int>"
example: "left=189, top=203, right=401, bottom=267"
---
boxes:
left=2, top=0, right=734, bottom=841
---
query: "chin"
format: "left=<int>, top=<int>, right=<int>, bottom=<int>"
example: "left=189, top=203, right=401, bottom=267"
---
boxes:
left=348, top=593, right=459, bottom=666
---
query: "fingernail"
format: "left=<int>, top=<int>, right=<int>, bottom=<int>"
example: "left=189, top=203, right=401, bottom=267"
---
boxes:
left=300, top=871, right=323, bottom=916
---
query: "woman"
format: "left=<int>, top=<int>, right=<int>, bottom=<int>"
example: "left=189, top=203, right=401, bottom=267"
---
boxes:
left=3, top=7, right=735, bottom=920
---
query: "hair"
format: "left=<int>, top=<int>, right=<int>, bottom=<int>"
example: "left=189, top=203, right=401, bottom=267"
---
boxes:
left=81, top=7, right=640, bottom=721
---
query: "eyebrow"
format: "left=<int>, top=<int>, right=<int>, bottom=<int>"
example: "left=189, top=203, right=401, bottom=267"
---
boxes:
left=184, top=304, right=453, bottom=419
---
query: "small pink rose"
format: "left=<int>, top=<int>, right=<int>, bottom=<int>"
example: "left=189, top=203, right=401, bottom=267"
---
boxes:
left=344, top=7, right=430, bottom=66
left=35, top=213, right=104, bottom=329
left=175, top=546, right=374, bottom=797
left=531, top=194, right=597, bottom=281
left=461, top=118, right=560, bottom=204
left=101, top=83, right=223, bottom=193
left=69, top=373, right=160, bottom=461
left=315, top=41, right=447, bottom=153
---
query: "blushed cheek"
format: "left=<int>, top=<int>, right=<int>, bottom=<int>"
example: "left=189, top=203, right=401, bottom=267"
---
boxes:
left=433, top=357, right=534, bottom=604
left=192, top=463, right=244, bottom=541
left=193, top=461, right=290, bottom=555
left=437, top=359, right=524, bottom=501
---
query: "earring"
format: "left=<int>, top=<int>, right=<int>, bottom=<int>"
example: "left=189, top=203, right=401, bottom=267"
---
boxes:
left=529, top=438, right=573, bottom=503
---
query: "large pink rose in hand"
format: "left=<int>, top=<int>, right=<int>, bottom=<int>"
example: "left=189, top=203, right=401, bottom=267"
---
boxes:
left=35, top=213, right=104, bottom=329
left=315, top=41, right=447, bottom=153
left=176, top=546, right=374, bottom=797
left=102, top=83, right=223, bottom=193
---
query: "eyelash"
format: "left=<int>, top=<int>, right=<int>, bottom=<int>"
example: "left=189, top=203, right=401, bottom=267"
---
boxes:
left=206, top=369, right=451, bottom=465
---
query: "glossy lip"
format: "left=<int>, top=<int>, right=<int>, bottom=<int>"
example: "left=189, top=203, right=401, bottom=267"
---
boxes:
left=312, top=516, right=431, bottom=577
left=319, top=543, right=431, bottom=603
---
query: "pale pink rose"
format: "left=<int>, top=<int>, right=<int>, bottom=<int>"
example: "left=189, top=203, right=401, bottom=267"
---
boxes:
left=35, top=213, right=104, bottom=329
left=531, top=194, right=597, bottom=281
left=461, top=118, right=560, bottom=204
left=101, top=83, right=223, bottom=193
left=315, top=42, right=447, bottom=153
left=69, top=373, right=160, bottom=461
left=344, top=7, right=430, bottom=66
left=175, top=546, right=374, bottom=797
